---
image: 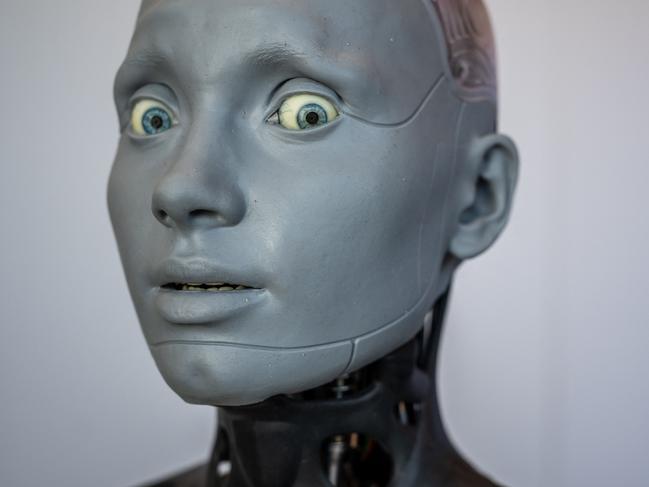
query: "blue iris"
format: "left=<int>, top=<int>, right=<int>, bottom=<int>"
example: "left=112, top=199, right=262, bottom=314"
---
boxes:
left=142, top=107, right=172, bottom=135
left=297, top=103, right=328, bottom=129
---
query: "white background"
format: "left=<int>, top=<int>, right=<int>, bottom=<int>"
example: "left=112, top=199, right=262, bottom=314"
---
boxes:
left=1, top=1, right=648, bottom=485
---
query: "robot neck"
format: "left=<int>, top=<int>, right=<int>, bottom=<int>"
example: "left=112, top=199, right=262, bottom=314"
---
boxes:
left=207, top=289, right=498, bottom=487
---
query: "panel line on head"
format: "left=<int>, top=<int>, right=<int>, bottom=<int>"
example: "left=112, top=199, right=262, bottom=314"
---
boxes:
left=341, top=74, right=445, bottom=128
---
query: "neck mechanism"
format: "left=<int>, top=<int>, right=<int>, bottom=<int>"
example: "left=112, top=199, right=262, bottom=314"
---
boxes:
left=206, top=289, right=499, bottom=487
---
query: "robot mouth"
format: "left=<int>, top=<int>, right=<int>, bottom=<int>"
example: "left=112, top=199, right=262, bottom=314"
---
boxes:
left=161, top=282, right=257, bottom=292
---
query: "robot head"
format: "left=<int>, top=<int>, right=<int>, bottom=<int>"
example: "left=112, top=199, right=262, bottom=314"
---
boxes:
left=108, top=0, right=518, bottom=406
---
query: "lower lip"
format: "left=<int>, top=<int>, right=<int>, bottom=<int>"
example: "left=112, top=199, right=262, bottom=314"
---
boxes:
left=154, top=288, right=267, bottom=324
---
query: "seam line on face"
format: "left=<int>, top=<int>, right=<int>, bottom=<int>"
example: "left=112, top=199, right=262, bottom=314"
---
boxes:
left=149, top=339, right=351, bottom=352
left=344, top=340, right=357, bottom=372
left=417, top=143, right=442, bottom=294
left=151, top=260, right=438, bottom=353
left=438, top=100, right=467, bottom=255
left=341, top=73, right=445, bottom=128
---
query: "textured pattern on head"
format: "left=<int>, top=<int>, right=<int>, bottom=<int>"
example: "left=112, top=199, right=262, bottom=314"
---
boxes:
left=432, top=0, right=497, bottom=105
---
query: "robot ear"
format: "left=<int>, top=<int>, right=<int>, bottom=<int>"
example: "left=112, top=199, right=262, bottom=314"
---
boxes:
left=449, top=133, right=519, bottom=260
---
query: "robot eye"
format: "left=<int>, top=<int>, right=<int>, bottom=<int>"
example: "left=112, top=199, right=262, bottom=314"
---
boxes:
left=130, top=99, right=176, bottom=136
left=268, top=93, right=339, bottom=130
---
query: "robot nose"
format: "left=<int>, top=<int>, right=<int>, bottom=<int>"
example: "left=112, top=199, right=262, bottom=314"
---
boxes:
left=151, top=173, right=246, bottom=231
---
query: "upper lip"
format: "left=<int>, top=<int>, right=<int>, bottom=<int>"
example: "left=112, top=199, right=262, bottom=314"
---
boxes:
left=153, top=258, right=262, bottom=290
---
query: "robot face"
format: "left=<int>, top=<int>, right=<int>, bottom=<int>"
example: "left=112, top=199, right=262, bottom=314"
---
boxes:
left=108, top=0, right=480, bottom=405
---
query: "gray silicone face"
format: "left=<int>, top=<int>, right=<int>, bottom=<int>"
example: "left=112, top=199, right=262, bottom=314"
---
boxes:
left=108, top=0, right=515, bottom=406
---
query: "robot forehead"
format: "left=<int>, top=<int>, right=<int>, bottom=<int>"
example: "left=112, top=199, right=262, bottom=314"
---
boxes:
left=126, top=0, right=448, bottom=124
left=134, top=0, right=497, bottom=104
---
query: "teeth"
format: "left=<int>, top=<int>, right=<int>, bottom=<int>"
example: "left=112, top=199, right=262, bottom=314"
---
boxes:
left=175, top=283, right=250, bottom=292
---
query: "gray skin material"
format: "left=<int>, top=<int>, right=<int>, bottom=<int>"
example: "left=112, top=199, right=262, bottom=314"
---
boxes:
left=108, top=0, right=519, bottom=407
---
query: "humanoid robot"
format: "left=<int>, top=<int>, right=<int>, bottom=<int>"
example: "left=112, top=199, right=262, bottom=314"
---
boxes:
left=108, top=0, right=519, bottom=485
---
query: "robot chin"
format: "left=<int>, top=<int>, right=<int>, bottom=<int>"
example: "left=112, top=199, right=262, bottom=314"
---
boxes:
left=148, top=285, right=436, bottom=406
left=149, top=340, right=353, bottom=406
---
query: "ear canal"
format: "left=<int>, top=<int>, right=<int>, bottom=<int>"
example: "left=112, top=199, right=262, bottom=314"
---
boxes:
left=458, top=166, right=495, bottom=225
left=449, top=134, right=519, bottom=260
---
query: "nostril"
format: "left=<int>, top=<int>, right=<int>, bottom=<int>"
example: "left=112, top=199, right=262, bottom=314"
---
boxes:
left=154, top=208, right=175, bottom=227
left=188, top=209, right=224, bottom=225
left=189, top=209, right=216, bottom=219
